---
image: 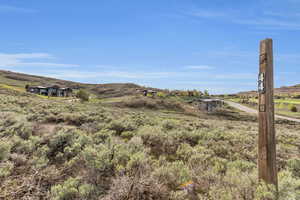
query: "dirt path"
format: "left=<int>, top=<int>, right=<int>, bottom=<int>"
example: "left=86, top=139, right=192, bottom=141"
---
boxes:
left=224, top=100, right=300, bottom=123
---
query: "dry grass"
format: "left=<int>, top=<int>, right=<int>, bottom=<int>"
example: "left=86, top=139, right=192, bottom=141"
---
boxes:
left=0, top=78, right=299, bottom=200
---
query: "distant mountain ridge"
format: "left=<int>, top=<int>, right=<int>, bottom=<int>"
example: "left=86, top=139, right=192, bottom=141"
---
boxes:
left=0, top=70, right=146, bottom=98
left=238, top=84, right=300, bottom=96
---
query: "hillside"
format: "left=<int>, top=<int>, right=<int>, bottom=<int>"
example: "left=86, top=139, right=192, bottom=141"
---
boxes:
left=238, top=84, right=300, bottom=97
left=0, top=70, right=144, bottom=98
left=0, top=71, right=299, bottom=199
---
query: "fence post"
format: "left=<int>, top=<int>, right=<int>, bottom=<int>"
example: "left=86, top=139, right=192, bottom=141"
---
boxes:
left=258, top=39, right=278, bottom=194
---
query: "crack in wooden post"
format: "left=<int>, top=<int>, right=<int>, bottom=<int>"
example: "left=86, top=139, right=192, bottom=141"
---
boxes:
left=258, top=39, right=278, bottom=195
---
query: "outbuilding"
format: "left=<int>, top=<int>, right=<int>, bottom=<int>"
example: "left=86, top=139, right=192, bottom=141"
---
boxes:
left=197, top=99, right=223, bottom=112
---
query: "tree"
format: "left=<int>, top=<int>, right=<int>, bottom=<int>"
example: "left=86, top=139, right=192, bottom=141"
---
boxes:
left=76, top=89, right=90, bottom=102
left=204, top=90, right=209, bottom=96
left=290, top=105, right=298, bottom=112
left=192, top=89, right=200, bottom=97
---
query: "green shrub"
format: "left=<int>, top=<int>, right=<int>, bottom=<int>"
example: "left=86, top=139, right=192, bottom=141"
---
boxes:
left=176, top=143, right=194, bottom=161
left=102, top=175, right=169, bottom=200
left=120, top=96, right=184, bottom=111
left=54, top=112, right=94, bottom=126
left=227, top=160, right=256, bottom=172
left=204, top=89, right=209, bottom=96
left=82, top=144, right=114, bottom=173
left=153, top=160, right=191, bottom=190
left=0, top=115, right=33, bottom=139
left=289, top=104, right=298, bottom=112
left=48, top=129, right=91, bottom=163
left=93, top=129, right=114, bottom=144
left=48, top=130, right=75, bottom=158
left=10, top=153, right=27, bottom=166
left=0, top=161, right=14, bottom=178
left=161, top=120, right=178, bottom=131
left=107, top=118, right=137, bottom=135
left=138, top=126, right=177, bottom=157
left=208, top=168, right=257, bottom=200
left=126, top=152, right=149, bottom=175
left=277, top=170, right=300, bottom=200
left=11, top=135, right=40, bottom=154
left=31, top=155, right=49, bottom=169
left=0, top=140, right=12, bottom=161
left=76, top=89, right=90, bottom=102
left=65, top=133, right=92, bottom=157
left=121, top=97, right=157, bottom=109
left=287, top=158, right=300, bottom=177
left=51, top=177, right=94, bottom=200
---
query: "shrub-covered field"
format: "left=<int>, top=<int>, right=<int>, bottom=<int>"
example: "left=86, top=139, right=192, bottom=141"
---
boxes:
left=0, top=87, right=299, bottom=200
left=228, top=97, right=300, bottom=119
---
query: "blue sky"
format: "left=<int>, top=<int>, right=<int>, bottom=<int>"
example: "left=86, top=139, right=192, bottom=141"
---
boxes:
left=0, top=0, right=300, bottom=94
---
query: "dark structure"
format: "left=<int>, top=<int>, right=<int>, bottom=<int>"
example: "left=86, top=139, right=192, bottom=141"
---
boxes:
left=26, top=85, right=72, bottom=97
left=197, top=99, right=223, bottom=112
left=142, top=89, right=157, bottom=96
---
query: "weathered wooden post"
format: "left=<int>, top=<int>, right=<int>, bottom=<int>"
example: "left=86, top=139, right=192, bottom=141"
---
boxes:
left=258, top=39, right=278, bottom=191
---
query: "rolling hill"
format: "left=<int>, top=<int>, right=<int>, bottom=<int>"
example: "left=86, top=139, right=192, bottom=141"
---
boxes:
left=0, top=70, right=145, bottom=98
left=237, top=84, right=300, bottom=97
left=0, top=70, right=299, bottom=199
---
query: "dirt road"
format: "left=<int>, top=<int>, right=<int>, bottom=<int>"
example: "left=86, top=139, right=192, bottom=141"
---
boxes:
left=224, top=100, right=300, bottom=123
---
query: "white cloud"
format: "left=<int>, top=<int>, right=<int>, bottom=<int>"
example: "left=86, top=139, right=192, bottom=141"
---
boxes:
left=0, top=53, right=51, bottom=59
left=277, top=53, right=300, bottom=62
left=233, top=18, right=300, bottom=30
left=9, top=68, right=260, bottom=94
left=179, top=81, right=254, bottom=86
left=13, top=62, right=80, bottom=67
left=41, top=70, right=180, bottom=79
left=30, top=69, right=257, bottom=83
left=184, top=65, right=214, bottom=70
left=0, top=53, right=79, bottom=68
left=0, top=5, right=36, bottom=13
left=264, top=11, right=300, bottom=18
left=184, top=7, right=300, bottom=30
left=186, top=10, right=227, bottom=18
left=214, top=73, right=256, bottom=80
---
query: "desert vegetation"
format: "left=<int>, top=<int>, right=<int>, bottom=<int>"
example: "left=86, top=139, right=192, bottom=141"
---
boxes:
left=228, top=96, right=300, bottom=119
left=0, top=82, right=299, bottom=199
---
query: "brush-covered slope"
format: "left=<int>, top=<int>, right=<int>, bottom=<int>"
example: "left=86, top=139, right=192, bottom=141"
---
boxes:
left=0, top=72, right=299, bottom=199
left=0, top=70, right=143, bottom=98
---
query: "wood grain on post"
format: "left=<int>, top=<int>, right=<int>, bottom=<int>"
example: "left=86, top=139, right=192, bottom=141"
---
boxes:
left=258, top=39, right=278, bottom=188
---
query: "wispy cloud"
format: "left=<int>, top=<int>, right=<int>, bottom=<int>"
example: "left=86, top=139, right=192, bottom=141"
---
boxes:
left=0, top=53, right=79, bottom=68
left=233, top=18, right=300, bottom=30
left=214, top=73, right=256, bottom=80
left=276, top=53, right=300, bottom=64
left=40, top=70, right=184, bottom=79
left=0, top=5, right=36, bottom=13
left=28, top=68, right=256, bottom=82
left=184, top=65, right=214, bottom=70
left=184, top=7, right=300, bottom=30
left=264, top=11, right=300, bottom=18
left=202, top=50, right=255, bottom=58
left=178, top=80, right=254, bottom=86
left=13, top=62, right=80, bottom=67
left=185, top=10, right=227, bottom=19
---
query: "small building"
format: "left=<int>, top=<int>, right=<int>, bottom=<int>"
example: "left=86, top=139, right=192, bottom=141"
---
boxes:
left=197, top=99, right=223, bottom=112
left=26, top=85, right=72, bottom=97
left=141, top=89, right=157, bottom=96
